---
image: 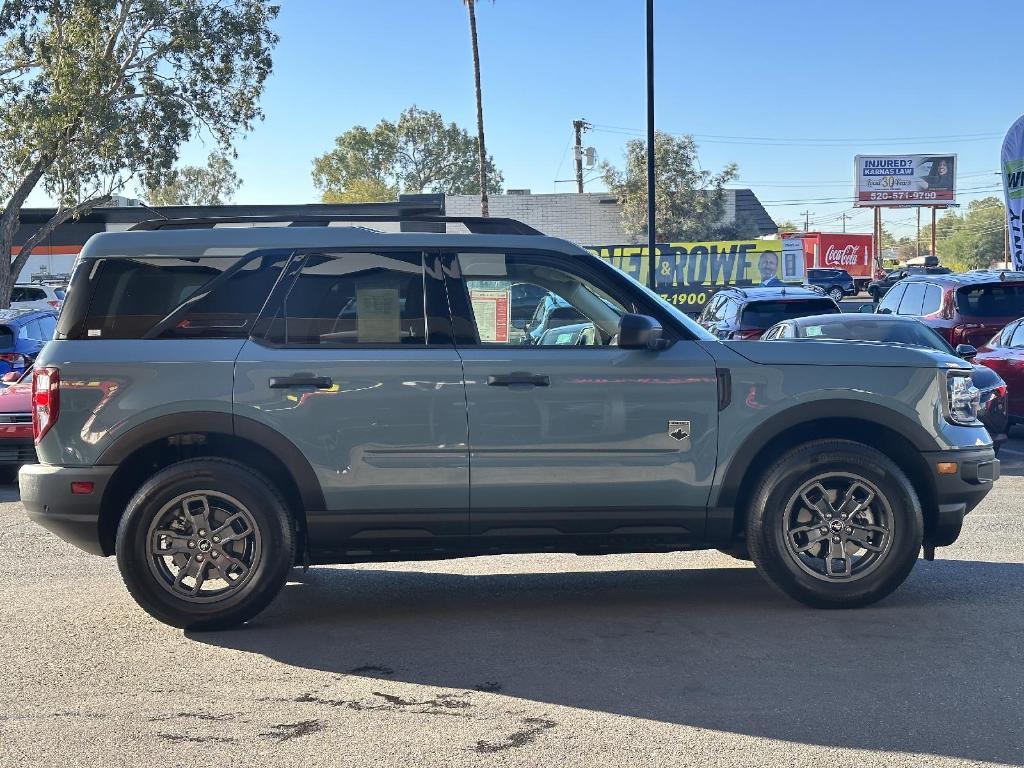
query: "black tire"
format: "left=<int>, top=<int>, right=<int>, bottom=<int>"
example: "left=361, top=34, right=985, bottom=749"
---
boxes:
left=828, top=286, right=844, bottom=303
left=0, top=465, right=20, bottom=485
left=869, top=288, right=881, bottom=303
left=746, top=439, right=922, bottom=608
left=116, top=458, right=295, bottom=630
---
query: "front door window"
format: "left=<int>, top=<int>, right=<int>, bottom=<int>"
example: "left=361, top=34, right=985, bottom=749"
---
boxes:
left=453, top=252, right=631, bottom=347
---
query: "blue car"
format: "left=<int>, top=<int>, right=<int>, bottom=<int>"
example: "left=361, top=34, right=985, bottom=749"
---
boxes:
left=0, top=308, right=57, bottom=376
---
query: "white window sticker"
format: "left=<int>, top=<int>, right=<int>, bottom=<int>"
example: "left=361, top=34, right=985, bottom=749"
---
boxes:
left=469, top=289, right=510, bottom=343
left=356, top=287, right=401, bottom=343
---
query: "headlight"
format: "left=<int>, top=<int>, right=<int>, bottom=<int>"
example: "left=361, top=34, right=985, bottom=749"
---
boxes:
left=946, top=372, right=981, bottom=425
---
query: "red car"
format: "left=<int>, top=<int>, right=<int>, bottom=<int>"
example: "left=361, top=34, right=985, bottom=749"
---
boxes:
left=0, top=370, right=34, bottom=483
left=975, top=317, right=1024, bottom=424
left=875, top=270, right=1024, bottom=348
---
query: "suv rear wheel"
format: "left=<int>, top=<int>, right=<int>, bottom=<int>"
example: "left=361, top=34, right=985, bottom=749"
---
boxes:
left=827, top=286, right=844, bottom=303
left=746, top=439, right=922, bottom=608
left=116, top=458, right=295, bottom=630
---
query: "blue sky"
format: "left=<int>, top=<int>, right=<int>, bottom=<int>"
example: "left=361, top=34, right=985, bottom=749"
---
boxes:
left=40, top=1, right=1024, bottom=238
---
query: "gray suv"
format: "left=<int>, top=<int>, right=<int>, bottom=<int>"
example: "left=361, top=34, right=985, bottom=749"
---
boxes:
left=20, top=215, right=999, bottom=629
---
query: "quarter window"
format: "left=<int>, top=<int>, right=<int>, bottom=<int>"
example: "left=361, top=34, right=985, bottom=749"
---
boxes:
left=58, top=251, right=291, bottom=340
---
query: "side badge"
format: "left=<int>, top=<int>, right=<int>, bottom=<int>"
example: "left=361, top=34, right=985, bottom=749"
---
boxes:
left=668, top=420, right=690, bottom=441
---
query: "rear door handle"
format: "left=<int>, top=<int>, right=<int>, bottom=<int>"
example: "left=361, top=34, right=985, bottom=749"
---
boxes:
left=487, top=372, right=550, bottom=387
left=268, top=373, right=333, bottom=389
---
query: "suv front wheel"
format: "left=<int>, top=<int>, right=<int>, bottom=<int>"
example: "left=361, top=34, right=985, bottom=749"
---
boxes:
left=746, top=439, right=922, bottom=608
left=116, top=458, right=295, bottom=630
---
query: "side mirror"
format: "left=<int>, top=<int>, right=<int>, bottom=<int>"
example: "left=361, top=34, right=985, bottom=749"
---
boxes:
left=955, top=343, right=978, bottom=361
left=618, top=313, right=666, bottom=350
left=857, top=303, right=876, bottom=314
left=1, top=371, right=19, bottom=383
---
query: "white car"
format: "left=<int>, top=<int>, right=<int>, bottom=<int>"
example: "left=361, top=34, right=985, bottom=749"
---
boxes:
left=11, top=284, right=63, bottom=311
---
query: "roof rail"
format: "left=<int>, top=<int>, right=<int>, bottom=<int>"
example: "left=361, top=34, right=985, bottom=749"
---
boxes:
left=128, top=214, right=544, bottom=236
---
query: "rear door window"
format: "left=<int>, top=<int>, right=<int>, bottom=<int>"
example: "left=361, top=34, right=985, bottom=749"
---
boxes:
left=955, top=284, right=1024, bottom=318
left=263, top=252, right=428, bottom=346
left=740, top=299, right=839, bottom=328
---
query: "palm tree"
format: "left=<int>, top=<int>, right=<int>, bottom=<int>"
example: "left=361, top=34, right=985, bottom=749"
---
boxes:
left=463, top=0, right=489, bottom=216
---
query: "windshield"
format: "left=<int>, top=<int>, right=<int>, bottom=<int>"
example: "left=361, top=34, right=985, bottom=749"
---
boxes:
left=955, top=284, right=1024, bottom=318
left=617, top=270, right=716, bottom=340
left=741, top=299, right=839, bottom=329
left=796, top=318, right=953, bottom=352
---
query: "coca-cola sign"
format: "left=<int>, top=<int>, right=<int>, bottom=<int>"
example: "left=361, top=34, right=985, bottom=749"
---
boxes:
left=824, top=244, right=862, bottom=266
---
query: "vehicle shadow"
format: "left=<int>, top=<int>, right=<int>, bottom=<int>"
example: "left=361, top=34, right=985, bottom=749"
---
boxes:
left=0, top=482, right=21, bottom=502
left=193, top=558, right=1024, bottom=764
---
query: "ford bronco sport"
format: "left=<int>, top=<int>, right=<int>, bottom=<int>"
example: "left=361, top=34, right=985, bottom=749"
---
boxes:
left=20, top=215, right=999, bottom=629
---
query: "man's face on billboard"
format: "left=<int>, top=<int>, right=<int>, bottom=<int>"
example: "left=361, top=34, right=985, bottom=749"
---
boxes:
left=759, top=251, right=778, bottom=281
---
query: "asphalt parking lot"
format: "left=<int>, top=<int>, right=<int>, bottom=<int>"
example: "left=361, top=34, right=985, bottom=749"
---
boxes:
left=2, top=440, right=1023, bottom=768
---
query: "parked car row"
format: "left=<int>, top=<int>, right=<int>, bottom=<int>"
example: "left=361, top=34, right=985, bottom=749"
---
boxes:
left=0, top=304, right=62, bottom=481
left=692, top=268, right=1024, bottom=452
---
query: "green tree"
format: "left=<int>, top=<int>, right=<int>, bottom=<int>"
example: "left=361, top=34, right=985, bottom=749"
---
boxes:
left=462, top=0, right=492, bottom=216
left=312, top=106, right=503, bottom=201
left=928, top=197, right=1007, bottom=271
left=144, top=153, right=242, bottom=206
left=321, top=177, right=398, bottom=204
left=601, top=131, right=741, bottom=242
left=0, top=0, right=278, bottom=306
left=775, top=220, right=801, bottom=233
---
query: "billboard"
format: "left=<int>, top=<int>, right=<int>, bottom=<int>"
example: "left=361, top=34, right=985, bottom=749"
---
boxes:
left=854, top=154, right=956, bottom=206
left=1002, top=115, right=1024, bottom=271
left=589, top=240, right=793, bottom=309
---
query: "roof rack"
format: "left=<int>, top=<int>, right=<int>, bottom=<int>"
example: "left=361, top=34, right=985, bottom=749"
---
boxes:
left=128, top=214, right=544, bottom=236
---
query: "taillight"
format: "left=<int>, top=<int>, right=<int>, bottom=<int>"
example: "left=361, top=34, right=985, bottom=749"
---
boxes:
left=32, top=366, right=60, bottom=443
left=0, top=353, right=25, bottom=369
left=47, top=299, right=60, bottom=309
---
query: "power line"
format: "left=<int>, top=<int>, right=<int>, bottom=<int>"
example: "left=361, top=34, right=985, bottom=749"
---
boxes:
left=589, top=124, right=1002, bottom=147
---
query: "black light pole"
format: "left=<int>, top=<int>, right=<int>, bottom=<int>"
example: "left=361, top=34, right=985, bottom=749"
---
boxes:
left=646, top=0, right=657, bottom=292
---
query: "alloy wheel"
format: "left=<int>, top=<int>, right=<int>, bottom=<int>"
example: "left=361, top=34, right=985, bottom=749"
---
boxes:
left=782, top=472, right=893, bottom=582
left=146, top=491, right=262, bottom=603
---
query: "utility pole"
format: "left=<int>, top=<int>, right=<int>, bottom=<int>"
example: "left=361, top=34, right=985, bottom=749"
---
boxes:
left=931, top=207, right=937, bottom=259
left=916, top=207, right=921, bottom=258
left=838, top=211, right=851, bottom=233
left=801, top=210, right=813, bottom=232
left=645, top=0, right=657, bottom=293
left=573, top=119, right=591, bottom=194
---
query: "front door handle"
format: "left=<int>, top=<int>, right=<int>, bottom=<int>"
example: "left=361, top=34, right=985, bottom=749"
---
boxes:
left=487, top=372, right=550, bottom=387
left=268, top=373, right=333, bottom=389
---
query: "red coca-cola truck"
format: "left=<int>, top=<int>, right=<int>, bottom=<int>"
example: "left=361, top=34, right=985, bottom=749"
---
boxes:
left=799, top=232, right=875, bottom=293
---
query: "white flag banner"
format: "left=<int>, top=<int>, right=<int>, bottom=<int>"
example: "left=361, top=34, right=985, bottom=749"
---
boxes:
left=1002, top=114, right=1024, bottom=271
